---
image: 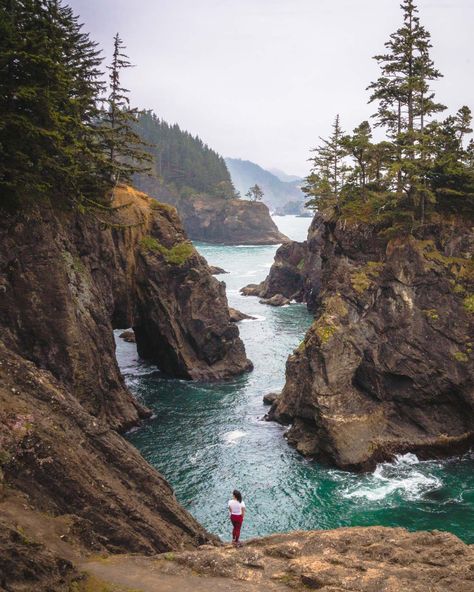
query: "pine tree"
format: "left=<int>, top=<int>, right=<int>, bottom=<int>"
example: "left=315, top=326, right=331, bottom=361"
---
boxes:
left=101, top=33, right=151, bottom=188
left=0, top=0, right=110, bottom=209
left=245, top=184, right=264, bottom=202
left=368, top=0, right=445, bottom=216
left=304, top=115, right=351, bottom=211
left=342, top=121, right=373, bottom=192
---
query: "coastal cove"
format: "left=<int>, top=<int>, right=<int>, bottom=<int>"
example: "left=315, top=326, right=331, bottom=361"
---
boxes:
left=119, top=216, right=474, bottom=545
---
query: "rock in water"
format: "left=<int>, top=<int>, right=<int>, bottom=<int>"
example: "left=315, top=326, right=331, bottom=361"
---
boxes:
left=228, top=308, right=256, bottom=322
left=135, top=176, right=289, bottom=245
left=259, top=294, right=291, bottom=307
left=119, top=329, right=136, bottom=343
left=263, top=392, right=280, bottom=405
left=209, top=265, right=228, bottom=275
left=241, top=240, right=307, bottom=301
left=269, top=213, right=474, bottom=470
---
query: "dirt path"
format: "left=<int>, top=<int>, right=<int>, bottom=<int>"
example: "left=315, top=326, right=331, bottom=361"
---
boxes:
left=81, top=554, right=288, bottom=592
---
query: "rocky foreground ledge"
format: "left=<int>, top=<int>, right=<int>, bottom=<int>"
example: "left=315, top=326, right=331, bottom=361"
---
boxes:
left=80, top=527, right=474, bottom=592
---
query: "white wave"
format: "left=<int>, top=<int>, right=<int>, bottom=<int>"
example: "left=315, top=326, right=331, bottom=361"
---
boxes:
left=342, top=453, right=441, bottom=502
left=222, top=429, right=247, bottom=445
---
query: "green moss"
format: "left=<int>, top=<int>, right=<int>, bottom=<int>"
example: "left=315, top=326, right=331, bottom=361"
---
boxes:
left=417, top=240, right=474, bottom=282
left=423, top=309, right=439, bottom=321
left=297, top=258, right=305, bottom=270
left=451, top=282, right=466, bottom=294
left=162, top=552, right=175, bottom=561
left=315, top=323, right=337, bottom=344
left=351, top=261, right=383, bottom=294
left=453, top=351, right=469, bottom=363
left=139, top=235, right=160, bottom=251
left=296, top=340, right=306, bottom=353
left=140, top=236, right=194, bottom=266
left=463, top=295, right=474, bottom=314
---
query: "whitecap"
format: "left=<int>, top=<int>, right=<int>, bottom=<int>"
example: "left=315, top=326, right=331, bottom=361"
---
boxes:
left=222, top=429, right=247, bottom=445
left=342, top=454, right=442, bottom=502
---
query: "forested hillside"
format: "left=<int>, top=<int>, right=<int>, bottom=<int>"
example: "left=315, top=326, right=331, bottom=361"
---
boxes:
left=225, top=157, right=305, bottom=212
left=134, top=110, right=236, bottom=197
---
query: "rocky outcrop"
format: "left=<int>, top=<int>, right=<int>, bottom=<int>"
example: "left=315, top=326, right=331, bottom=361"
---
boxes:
left=0, top=185, right=250, bottom=588
left=82, top=527, right=474, bottom=592
left=135, top=176, right=288, bottom=244
left=269, top=214, right=474, bottom=470
left=241, top=240, right=307, bottom=305
left=119, top=329, right=136, bottom=343
left=209, top=265, right=228, bottom=275
left=228, top=308, right=255, bottom=322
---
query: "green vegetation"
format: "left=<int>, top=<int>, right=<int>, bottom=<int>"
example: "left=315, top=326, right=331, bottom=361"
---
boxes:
left=139, top=236, right=194, bottom=265
left=245, top=184, right=264, bottom=202
left=464, top=295, right=474, bottom=314
left=133, top=110, right=237, bottom=199
left=351, top=262, right=383, bottom=293
left=304, top=0, right=474, bottom=231
left=453, top=351, right=469, bottom=363
left=423, top=309, right=439, bottom=321
left=0, top=1, right=149, bottom=211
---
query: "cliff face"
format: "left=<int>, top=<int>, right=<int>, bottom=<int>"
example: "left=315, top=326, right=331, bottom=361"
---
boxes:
left=241, top=240, right=308, bottom=303
left=0, top=186, right=250, bottom=588
left=269, top=214, right=474, bottom=470
left=135, top=177, right=288, bottom=245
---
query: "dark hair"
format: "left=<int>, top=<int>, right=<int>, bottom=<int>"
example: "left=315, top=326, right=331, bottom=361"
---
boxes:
left=233, top=489, right=242, bottom=503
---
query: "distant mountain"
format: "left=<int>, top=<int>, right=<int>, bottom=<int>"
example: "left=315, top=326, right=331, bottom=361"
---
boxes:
left=268, top=168, right=303, bottom=183
left=225, top=158, right=306, bottom=213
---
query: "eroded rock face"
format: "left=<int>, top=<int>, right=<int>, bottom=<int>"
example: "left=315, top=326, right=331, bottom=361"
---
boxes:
left=135, top=177, right=288, bottom=245
left=0, top=186, right=247, bottom=587
left=241, top=240, right=307, bottom=303
left=270, top=214, right=474, bottom=470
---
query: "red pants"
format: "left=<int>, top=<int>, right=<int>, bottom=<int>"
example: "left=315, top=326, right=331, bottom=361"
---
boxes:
left=230, top=514, right=243, bottom=542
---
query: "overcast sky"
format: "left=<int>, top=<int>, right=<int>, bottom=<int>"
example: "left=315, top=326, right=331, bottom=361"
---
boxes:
left=69, top=0, right=473, bottom=177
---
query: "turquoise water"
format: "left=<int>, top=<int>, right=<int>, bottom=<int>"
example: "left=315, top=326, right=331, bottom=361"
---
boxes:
left=120, top=215, right=474, bottom=544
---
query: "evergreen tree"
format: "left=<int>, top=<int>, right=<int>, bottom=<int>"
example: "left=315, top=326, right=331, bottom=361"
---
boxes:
left=304, top=115, right=351, bottom=210
left=0, top=0, right=110, bottom=208
left=133, top=110, right=235, bottom=197
left=101, top=33, right=151, bottom=187
left=342, top=121, right=373, bottom=192
left=245, top=184, right=264, bottom=202
left=368, top=0, right=445, bottom=214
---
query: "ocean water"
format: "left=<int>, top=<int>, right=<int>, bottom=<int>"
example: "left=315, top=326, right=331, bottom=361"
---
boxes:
left=120, top=215, right=474, bottom=544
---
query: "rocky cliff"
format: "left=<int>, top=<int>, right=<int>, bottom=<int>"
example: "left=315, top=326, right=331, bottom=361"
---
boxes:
left=136, top=176, right=288, bottom=245
left=268, top=213, right=474, bottom=470
left=0, top=186, right=251, bottom=589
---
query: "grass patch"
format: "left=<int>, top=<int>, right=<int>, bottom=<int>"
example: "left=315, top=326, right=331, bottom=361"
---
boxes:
left=150, top=200, right=176, bottom=214
left=140, top=236, right=194, bottom=265
left=463, top=295, right=474, bottom=314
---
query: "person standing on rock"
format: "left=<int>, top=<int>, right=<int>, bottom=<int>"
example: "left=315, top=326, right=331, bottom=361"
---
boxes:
left=228, top=489, right=245, bottom=546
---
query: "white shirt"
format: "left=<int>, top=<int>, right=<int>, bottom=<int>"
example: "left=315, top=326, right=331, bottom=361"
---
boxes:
left=228, top=499, right=245, bottom=515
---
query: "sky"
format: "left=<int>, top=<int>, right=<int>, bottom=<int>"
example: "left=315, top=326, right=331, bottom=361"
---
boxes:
left=68, top=0, right=474, bottom=177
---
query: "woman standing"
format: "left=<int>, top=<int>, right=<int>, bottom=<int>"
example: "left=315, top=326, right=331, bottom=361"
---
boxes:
left=228, top=489, right=245, bottom=546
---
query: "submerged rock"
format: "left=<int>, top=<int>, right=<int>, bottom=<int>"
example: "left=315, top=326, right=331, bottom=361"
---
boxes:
left=269, top=213, right=474, bottom=470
